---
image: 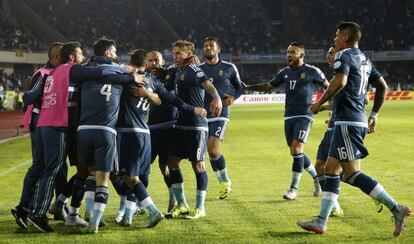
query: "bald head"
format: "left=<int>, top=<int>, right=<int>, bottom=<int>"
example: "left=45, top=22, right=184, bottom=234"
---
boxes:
left=146, top=50, right=165, bottom=75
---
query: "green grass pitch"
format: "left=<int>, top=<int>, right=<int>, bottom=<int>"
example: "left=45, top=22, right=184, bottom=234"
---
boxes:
left=0, top=101, right=413, bottom=243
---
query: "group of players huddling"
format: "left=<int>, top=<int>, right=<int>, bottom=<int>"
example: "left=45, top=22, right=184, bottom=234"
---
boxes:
left=11, top=21, right=411, bottom=236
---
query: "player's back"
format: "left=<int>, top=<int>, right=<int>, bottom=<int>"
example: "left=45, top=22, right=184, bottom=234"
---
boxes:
left=79, top=57, right=125, bottom=129
left=332, top=48, right=372, bottom=124
left=79, top=81, right=123, bottom=129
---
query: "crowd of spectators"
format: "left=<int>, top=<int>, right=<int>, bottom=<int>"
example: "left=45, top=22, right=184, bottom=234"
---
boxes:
left=23, top=0, right=277, bottom=55
left=0, top=0, right=413, bottom=106
left=0, top=0, right=412, bottom=53
left=152, top=0, right=277, bottom=54
left=290, top=0, right=414, bottom=51
left=0, top=16, right=42, bottom=51
left=0, top=71, right=30, bottom=91
left=0, top=71, right=31, bottom=111
left=24, top=0, right=158, bottom=54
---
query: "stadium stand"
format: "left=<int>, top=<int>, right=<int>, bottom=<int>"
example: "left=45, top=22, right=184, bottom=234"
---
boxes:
left=151, top=0, right=277, bottom=54
left=0, top=15, right=42, bottom=51
left=23, top=0, right=162, bottom=53
left=0, top=0, right=412, bottom=100
left=290, top=0, right=414, bottom=51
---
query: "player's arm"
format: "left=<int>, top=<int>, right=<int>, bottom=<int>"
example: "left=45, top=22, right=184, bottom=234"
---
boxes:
left=69, top=64, right=133, bottom=82
left=97, top=73, right=145, bottom=86
left=155, top=81, right=206, bottom=117
left=201, top=79, right=223, bottom=117
left=243, top=82, right=273, bottom=92
left=367, top=76, right=387, bottom=134
left=244, top=70, right=284, bottom=92
left=319, top=102, right=332, bottom=111
left=22, top=71, right=46, bottom=106
left=310, top=73, right=347, bottom=114
left=130, top=86, right=162, bottom=106
left=222, top=65, right=243, bottom=106
left=311, top=53, right=350, bottom=114
left=321, top=79, right=330, bottom=90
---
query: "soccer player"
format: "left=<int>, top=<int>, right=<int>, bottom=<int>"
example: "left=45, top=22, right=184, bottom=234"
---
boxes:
left=48, top=41, right=136, bottom=228
left=11, top=42, right=63, bottom=230
left=116, top=49, right=206, bottom=227
left=244, top=42, right=329, bottom=200
left=146, top=50, right=179, bottom=212
left=297, top=22, right=411, bottom=236
left=313, top=45, right=344, bottom=217
left=26, top=41, right=136, bottom=233
left=166, top=40, right=222, bottom=219
left=200, top=37, right=243, bottom=199
left=77, top=38, right=144, bottom=234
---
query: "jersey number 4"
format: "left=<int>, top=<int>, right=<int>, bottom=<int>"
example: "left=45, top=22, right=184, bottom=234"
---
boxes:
left=100, top=84, right=112, bottom=102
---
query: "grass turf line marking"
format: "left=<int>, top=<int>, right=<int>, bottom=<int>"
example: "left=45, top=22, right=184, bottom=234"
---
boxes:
left=0, top=160, right=31, bottom=177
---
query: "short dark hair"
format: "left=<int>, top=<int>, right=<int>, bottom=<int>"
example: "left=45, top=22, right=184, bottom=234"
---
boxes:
left=93, top=38, right=116, bottom=56
left=129, top=49, right=147, bottom=67
left=48, top=42, right=64, bottom=59
left=204, top=36, right=220, bottom=46
left=337, top=21, right=361, bottom=43
left=60, top=41, right=81, bottom=63
left=289, top=41, right=305, bottom=50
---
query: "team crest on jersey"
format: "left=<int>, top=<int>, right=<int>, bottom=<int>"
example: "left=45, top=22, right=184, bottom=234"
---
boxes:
left=219, top=70, right=224, bottom=76
left=284, top=74, right=288, bottom=78
left=333, top=61, right=341, bottom=69
left=180, top=74, right=185, bottom=81
left=300, top=72, right=305, bottom=79
left=165, top=74, right=170, bottom=80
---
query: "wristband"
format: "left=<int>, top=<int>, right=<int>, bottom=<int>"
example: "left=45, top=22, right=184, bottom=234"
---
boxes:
left=212, top=93, right=221, bottom=100
left=369, top=111, right=378, bottom=118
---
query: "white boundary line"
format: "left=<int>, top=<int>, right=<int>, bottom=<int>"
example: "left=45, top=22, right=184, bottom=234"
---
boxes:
left=0, top=159, right=31, bottom=177
left=0, top=133, right=30, bottom=144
